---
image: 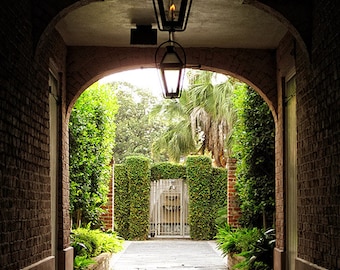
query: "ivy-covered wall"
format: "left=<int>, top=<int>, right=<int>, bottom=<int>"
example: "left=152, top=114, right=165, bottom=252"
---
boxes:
left=114, top=156, right=228, bottom=240
left=113, top=164, right=129, bottom=239
left=113, top=157, right=150, bottom=240
left=125, top=156, right=151, bottom=240
left=210, top=167, right=228, bottom=236
left=186, top=156, right=213, bottom=240
left=150, top=162, right=186, bottom=181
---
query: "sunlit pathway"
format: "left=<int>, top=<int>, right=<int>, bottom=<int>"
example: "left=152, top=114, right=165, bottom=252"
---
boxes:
left=111, top=239, right=227, bottom=270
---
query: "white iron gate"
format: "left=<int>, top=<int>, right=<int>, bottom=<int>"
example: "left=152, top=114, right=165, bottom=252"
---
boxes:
left=150, top=179, right=190, bottom=237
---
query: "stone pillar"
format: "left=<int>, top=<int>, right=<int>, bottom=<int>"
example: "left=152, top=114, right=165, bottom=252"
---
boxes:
left=227, top=158, right=241, bottom=227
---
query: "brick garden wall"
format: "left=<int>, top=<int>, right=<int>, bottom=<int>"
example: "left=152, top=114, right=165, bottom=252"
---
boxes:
left=101, top=163, right=114, bottom=231
left=227, top=158, right=241, bottom=227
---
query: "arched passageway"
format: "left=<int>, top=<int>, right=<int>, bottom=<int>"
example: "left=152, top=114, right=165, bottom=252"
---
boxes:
left=1, top=1, right=339, bottom=270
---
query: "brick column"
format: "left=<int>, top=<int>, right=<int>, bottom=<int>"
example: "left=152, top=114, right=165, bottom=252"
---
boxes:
left=227, top=158, right=241, bottom=227
left=101, top=161, right=114, bottom=231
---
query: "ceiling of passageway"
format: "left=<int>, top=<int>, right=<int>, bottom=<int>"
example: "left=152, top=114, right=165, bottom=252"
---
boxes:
left=56, top=0, right=287, bottom=49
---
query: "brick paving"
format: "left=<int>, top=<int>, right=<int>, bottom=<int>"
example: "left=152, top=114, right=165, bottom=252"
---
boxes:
left=111, top=239, right=227, bottom=270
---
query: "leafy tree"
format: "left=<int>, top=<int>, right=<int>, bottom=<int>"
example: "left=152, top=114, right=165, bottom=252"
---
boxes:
left=187, top=71, right=237, bottom=167
left=231, top=85, right=275, bottom=228
left=69, top=82, right=118, bottom=228
left=112, top=82, right=165, bottom=163
left=149, top=93, right=197, bottom=162
left=151, top=70, right=238, bottom=167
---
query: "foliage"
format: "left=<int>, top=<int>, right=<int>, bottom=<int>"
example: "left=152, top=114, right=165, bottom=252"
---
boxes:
left=71, top=227, right=124, bottom=269
left=112, top=82, right=166, bottom=163
left=186, top=71, right=238, bottom=167
left=210, top=167, right=228, bottom=234
left=151, top=71, right=239, bottom=167
left=74, top=256, right=95, bottom=270
left=237, top=228, right=276, bottom=270
left=149, top=97, right=197, bottom=162
left=113, top=164, right=130, bottom=239
left=215, top=207, right=228, bottom=228
left=215, top=224, right=261, bottom=256
left=114, top=157, right=152, bottom=240
left=231, top=86, right=275, bottom=228
left=150, top=162, right=186, bottom=181
left=186, top=155, right=213, bottom=239
left=69, top=82, right=118, bottom=228
left=216, top=225, right=275, bottom=269
left=125, top=156, right=151, bottom=240
left=115, top=156, right=227, bottom=240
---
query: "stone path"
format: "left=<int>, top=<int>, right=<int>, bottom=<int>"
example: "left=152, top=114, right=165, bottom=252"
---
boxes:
left=111, top=239, right=227, bottom=270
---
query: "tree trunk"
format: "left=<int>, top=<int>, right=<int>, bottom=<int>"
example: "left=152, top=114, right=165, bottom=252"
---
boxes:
left=76, top=209, right=82, bottom=228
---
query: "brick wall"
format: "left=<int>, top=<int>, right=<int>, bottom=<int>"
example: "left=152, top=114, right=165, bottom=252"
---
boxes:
left=101, top=163, right=114, bottom=231
left=275, top=32, right=297, bottom=253
left=0, top=1, right=68, bottom=269
left=295, top=0, right=340, bottom=268
left=1, top=1, right=49, bottom=268
left=66, top=47, right=277, bottom=115
left=0, top=1, right=339, bottom=270
left=227, top=158, right=241, bottom=227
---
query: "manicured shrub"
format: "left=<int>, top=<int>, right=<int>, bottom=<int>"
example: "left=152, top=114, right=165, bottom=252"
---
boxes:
left=125, top=156, right=151, bottom=240
left=150, top=162, right=186, bottom=181
left=210, top=167, right=228, bottom=237
left=186, top=155, right=212, bottom=240
left=113, top=164, right=130, bottom=239
left=115, top=156, right=227, bottom=241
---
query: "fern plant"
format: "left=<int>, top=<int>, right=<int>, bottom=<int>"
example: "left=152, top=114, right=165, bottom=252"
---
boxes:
left=74, top=256, right=95, bottom=270
left=215, top=225, right=275, bottom=270
left=71, top=226, right=124, bottom=269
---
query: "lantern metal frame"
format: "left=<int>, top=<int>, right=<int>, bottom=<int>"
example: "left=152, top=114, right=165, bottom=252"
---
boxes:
left=152, top=0, right=193, bottom=32
left=155, top=37, right=186, bottom=99
left=153, top=0, right=193, bottom=98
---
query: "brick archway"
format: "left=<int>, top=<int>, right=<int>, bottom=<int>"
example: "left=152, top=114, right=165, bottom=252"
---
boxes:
left=64, top=46, right=279, bottom=228
left=66, top=46, right=278, bottom=119
left=36, top=2, right=310, bottom=270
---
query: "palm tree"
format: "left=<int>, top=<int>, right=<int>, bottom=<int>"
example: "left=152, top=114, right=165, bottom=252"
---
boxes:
left=187, top=71, right=237, bottom=167
left=150, top=91, right=197, bottom=162
left=151, top=70, right=238, bottom=167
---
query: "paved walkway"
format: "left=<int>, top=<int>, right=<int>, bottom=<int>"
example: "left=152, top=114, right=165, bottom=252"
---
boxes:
left=111, top=239, right=227, bottom=270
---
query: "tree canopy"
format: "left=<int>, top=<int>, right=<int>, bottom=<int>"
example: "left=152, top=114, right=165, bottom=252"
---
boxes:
left=150, top=70, right=238, bottom=167
left=111, top=82, right=166, bottom=163
left=69, top=82, right=118, bottom=228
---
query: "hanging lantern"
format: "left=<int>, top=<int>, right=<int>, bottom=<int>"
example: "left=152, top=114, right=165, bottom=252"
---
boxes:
left=153, top=0, right=192, bottom=98
left=152, top=0, right=193, bottom=32
left=155, top=40, right=186, bottom=98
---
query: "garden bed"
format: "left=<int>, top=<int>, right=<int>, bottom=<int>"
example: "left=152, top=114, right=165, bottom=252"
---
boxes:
left=86, top=252, right=113, bottom=270
left=227, top=253, right=245, bottom=270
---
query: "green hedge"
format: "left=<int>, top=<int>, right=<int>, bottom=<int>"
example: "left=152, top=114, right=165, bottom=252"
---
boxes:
left=114, top=156, right=228, bottom=240
left=125, top=156, right=151, bottom=240
left=186, top=155, right=213, bottom=240
left=210, top=167, right=228, bottom=237
left=113, top=164, right=129, bottom=239
left=150, top=162, right=186, bottom=181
